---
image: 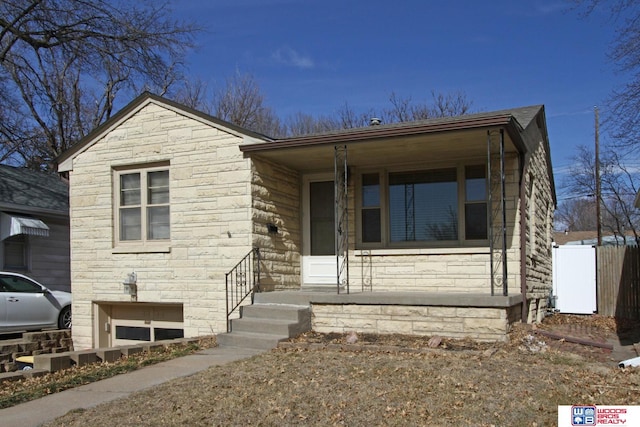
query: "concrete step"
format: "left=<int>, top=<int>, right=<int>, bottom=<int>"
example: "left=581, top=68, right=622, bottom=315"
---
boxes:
left=216, top=331, right=287, bottom=350
left=254, top=290, right=329, bottom=305
left=241, top=304, right=310, bottom=324
left=230, top=317, right=305, bottom=336
left=219, top=302, right=313, bottom=351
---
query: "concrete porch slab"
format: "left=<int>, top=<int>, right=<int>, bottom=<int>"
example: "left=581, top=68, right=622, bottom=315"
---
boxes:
left=256, top=290, right=523, bottom=308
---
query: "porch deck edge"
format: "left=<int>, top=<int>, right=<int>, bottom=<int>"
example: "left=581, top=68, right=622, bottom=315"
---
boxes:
left=262, top=291, right=524, bottom=308
left=307, top=292, right=524, bottom=308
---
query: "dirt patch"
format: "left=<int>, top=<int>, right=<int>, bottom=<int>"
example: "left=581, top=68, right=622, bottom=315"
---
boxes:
left=43, top=315, right=640, bottom=426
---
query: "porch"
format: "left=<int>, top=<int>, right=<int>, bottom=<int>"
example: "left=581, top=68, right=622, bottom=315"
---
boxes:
left=258, top=290, right=522, bottom=342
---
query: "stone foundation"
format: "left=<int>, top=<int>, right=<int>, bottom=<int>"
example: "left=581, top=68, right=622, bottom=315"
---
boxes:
left=309, top=293, right=523, bottom=342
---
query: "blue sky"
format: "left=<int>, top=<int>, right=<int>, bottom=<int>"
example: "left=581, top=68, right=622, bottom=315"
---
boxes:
left=172, top=0, right=628, bottom=200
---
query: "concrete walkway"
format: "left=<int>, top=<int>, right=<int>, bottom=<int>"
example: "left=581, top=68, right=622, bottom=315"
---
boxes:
left=0, top=346, right=263, bottom=427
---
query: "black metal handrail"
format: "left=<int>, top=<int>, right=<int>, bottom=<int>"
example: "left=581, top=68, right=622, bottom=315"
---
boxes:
left=225, top=248, right=261, bottom=332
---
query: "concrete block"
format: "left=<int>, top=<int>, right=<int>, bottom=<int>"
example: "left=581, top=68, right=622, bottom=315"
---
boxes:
left=141, top=343, right=165, bottom=353
left=33, top=353, right=71, bottom=372
left=69, top=350, right=98, bottom=366
left=19, top=342, right=40, bottom=352
left=2, top=362, right=17, bottom=372
left=95, top=348, right=122, bottom=363
left=22, top=368, right=49, bottom=379
left=0, top=344, right=19, bottom=354
left=120, top=345, right=144, bottom=357
left=0, top=371, right=25, bottom=383
left=23, top=332, right=47, bottom=342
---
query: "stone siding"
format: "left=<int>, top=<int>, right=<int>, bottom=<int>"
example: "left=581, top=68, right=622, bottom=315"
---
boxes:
left=251, top=158, right=301, bottom=290
left=69, top=103, right=254, bottom=349
left=312, top=304, right=520, bottom=341
left=522, top=123, right=555, bottom=322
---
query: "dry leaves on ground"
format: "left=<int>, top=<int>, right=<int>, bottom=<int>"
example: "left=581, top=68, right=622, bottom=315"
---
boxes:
left=43, top=315, right=640, bottom=427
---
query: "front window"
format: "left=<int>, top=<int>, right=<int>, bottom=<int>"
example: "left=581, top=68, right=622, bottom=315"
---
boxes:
left=358, top=164, right=487, bottom=247
left=116, top=166, right=170, bottom=244
left=464, top=165, right=488, bottom=240
left=389, top=168, right=458, bottom=242
left=361, top=173, right=381, bottom=243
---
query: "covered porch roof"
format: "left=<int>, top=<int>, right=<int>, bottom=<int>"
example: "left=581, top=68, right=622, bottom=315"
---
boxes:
left=239, top=107, right=536, bottom=172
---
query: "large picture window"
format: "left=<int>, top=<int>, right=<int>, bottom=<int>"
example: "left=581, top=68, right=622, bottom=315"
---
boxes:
left=359, top=164, right=487, bottom=247
left=116, top=166, right=170, bottom=244
left=389, top=168, right=458, bottom=242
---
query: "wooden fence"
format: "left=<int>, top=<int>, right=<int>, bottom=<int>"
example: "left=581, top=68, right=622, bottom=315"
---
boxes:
left=597, top=246, right=640, bottom=319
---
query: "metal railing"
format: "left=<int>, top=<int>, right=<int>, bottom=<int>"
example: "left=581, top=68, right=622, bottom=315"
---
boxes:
left=225, top=248, right=261, bottom=332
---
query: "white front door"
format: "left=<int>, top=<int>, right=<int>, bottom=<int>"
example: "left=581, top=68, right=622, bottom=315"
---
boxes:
left=302, top=176, right=337, bottom=286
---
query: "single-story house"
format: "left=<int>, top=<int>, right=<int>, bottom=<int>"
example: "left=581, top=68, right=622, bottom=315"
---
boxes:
left=0, top=164, right=70, bottom=291
left=57, top=92, right=555, bottom=349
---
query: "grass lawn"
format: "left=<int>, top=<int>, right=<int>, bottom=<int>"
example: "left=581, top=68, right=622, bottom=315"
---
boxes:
left=38, top=318, right=640, bottom=427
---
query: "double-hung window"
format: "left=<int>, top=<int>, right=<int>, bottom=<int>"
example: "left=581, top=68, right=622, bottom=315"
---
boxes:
left=358, top=164, right=487, bottom=248
left=115, top=166, right=170, bottom=246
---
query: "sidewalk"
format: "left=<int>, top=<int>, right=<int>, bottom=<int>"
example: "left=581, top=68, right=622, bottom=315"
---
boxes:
left=0, top=346, right=263, bottom=427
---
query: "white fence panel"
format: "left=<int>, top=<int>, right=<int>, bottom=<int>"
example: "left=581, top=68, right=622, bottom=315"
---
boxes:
left=552, top=245, right=597, bottom=314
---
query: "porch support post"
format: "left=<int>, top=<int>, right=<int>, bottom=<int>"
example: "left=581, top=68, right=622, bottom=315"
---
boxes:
left=487, top=129, right=508, bottom=296
left=335, top=145, right=349, bottom=294
left=500, top=129, right=508, bottom=296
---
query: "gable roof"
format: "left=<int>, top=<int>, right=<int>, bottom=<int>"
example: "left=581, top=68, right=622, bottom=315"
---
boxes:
left=0, top=164, right=69, bottom=216
left=57, top=92, right=273, bottom=172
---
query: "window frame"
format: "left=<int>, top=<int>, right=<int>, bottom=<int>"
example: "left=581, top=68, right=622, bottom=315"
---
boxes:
left=356, top=162, right=489, bottom=249
left=3, top=234, right=29, bottom=271
left=113, top=163, right=170, bottom=252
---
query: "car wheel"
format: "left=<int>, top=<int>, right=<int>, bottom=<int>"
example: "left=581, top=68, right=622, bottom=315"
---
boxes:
left=58, top=306, right=71, bottom=329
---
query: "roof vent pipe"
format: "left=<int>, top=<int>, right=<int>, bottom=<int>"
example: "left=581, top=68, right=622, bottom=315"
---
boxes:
left=370, top=117, right=381, bottom=126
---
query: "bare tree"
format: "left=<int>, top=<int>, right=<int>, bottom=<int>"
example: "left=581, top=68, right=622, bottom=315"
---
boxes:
left=572, top=0, right=640, bottom=151
left=282, top=90, right=474, bottom=137
left=561, top=145, right=639, bottom=244
left=555, top=198, right=598, bottom=231
left=284, top=112, right=340, bottom=137
left=0, top=0, right=197, bottom=171
left=212, top=72, right=283, bottom=137
left=382, top=91, right=473, bottom=123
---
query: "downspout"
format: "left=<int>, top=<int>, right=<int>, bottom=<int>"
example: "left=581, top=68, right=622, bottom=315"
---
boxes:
left=519, top=152, right=531, bottom=323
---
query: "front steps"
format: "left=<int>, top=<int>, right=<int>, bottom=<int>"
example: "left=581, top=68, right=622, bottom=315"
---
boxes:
left=217, top=302, right=312, bottom=350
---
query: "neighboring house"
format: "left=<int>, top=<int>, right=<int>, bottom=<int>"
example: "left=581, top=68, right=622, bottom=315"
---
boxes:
left=0, top=164, right=70, bottom=291
left=58, top=92, right=555, bottom=349
left=553, top=231, right=638, bottom=246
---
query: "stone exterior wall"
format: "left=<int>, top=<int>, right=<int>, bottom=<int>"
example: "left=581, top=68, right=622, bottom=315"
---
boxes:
left=68, top=102, right=254, bottom=349
left=523, top=124, right=555, bottom=322
left=312, top=304, right=521, bottom=341
left=251, top=158, right=301, bottom=290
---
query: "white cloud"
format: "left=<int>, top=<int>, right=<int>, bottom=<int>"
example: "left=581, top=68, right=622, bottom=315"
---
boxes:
left=535, top=2, right=568, bottom=15
left=272, top=47, right=314, bottom=69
